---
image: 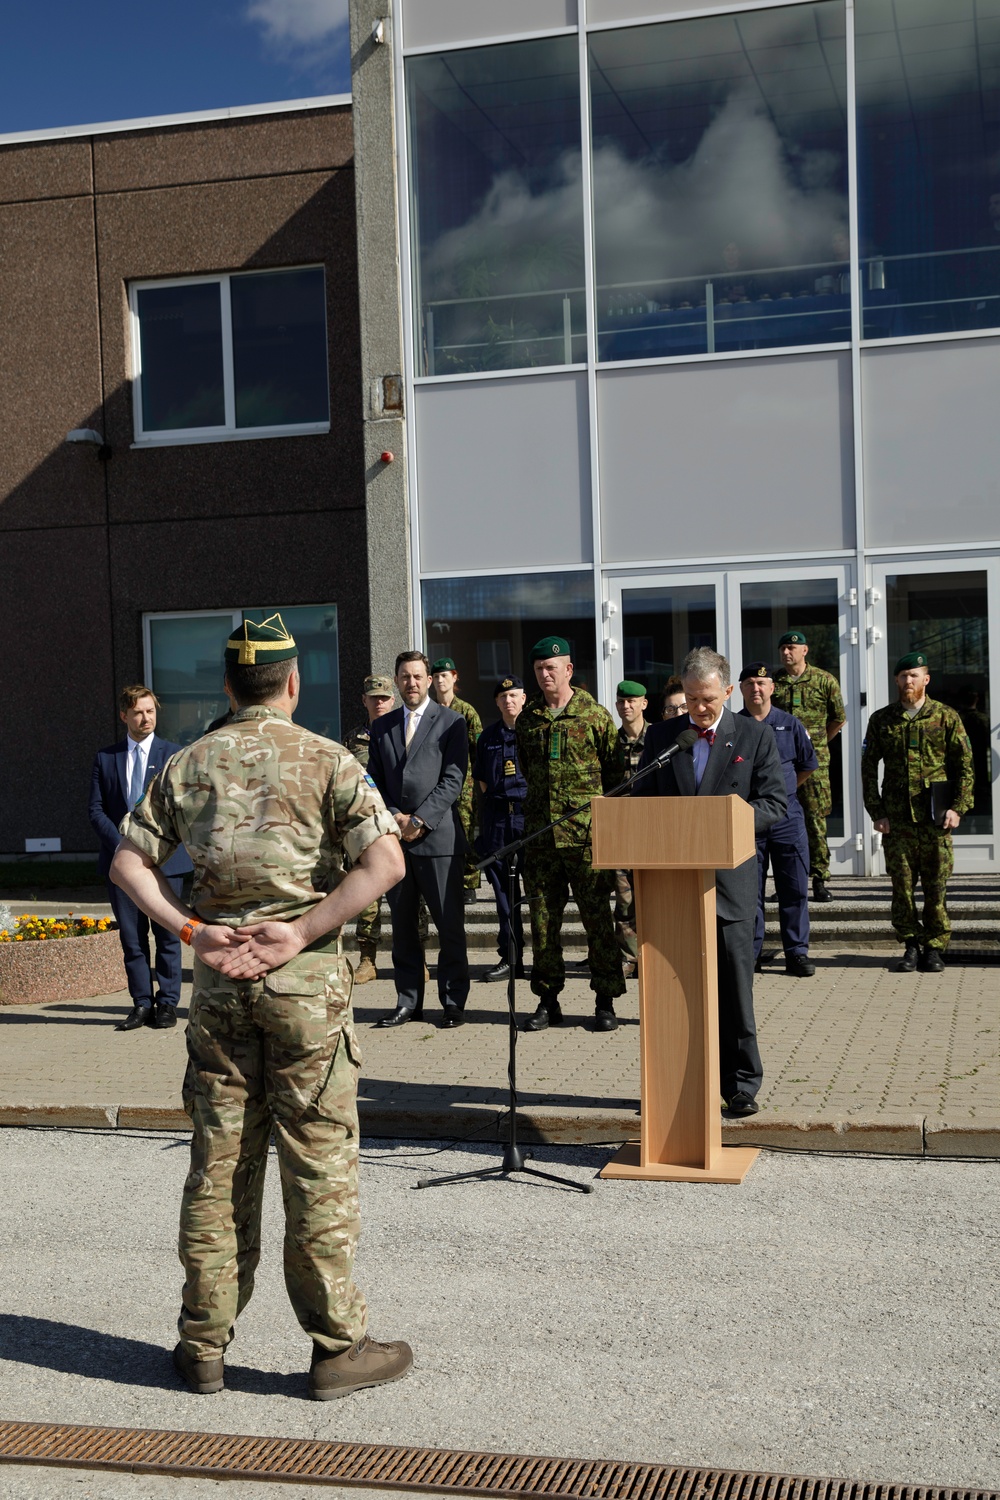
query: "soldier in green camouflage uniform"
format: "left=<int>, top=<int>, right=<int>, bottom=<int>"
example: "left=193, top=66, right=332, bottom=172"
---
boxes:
left=613, top=680, right=648, bottom=972
left=862, top=650, right=973, bottom=973
left=516, top=635, right=625, bottom=1031
left=345, top=676, right=430, bottom=982
left=431, top=658, right=482, bottom=896
left=772, top=628, right=846, bottom=902
left=112, top=615, right=411, bottom=1402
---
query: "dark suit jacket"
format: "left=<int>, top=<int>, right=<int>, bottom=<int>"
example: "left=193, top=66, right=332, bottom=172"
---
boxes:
left=634, top=706, right=786, bottom=922
left=89, top=734, right=192, bottom=878
left=368, top=700, right=468, bottom=858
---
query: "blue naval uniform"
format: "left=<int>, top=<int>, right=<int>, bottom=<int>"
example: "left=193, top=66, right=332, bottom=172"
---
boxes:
left=740, top=705, right=818, bottom=960
left=473, top=718, right=528, bottom=963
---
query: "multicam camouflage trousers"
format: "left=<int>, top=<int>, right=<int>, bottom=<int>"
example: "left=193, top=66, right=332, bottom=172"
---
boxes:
left=798, top=768, right=832, bottom=881
left=884, top=823, right=955, bottom=950
left=178, top=950, right=366, bottom=1361
left=523, top=841, right=626, bottom=1003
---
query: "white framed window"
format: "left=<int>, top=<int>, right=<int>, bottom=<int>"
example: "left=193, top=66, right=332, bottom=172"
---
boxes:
left=144, top=604, right=340, bottom=745
left=129, top=267, right=330, bottom=446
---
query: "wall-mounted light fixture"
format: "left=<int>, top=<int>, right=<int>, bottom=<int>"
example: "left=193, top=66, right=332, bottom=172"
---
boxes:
left=372, top=17, right=386, bottom=43
left=66, top=428, right=112, bottom=461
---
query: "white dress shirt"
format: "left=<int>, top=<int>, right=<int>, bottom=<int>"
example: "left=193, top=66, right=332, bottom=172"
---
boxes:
left=127, top=733, right=152, bottom=809
left=403, top=700, right=429, bottom=745
left=690, top=708, right=725, bottom=789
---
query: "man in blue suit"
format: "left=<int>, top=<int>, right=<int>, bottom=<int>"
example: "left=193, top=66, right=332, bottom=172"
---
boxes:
left=367, top=650, right=470, bottom=1028
left=89, top=684, right=192, bottom=1030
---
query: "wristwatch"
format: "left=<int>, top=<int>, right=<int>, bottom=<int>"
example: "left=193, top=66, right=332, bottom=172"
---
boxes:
left=410, top=816, right=425, bottom=830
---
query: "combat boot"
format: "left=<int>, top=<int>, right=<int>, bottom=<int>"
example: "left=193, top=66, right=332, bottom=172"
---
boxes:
left=893, top=943, right=920, bottom=973
left=172, top=1343, right=224, bottom=1395
left=354, top=949, right=378, bottom=984
left=309, top=1334, right=413, bottom=1401
left=920, top=946, right=945, bottom=973
left=524, top=995, right=563, bottom=1031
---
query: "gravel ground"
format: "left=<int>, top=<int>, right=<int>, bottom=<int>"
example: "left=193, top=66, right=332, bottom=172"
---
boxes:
left=1, top=1128, right=998, bottom=1499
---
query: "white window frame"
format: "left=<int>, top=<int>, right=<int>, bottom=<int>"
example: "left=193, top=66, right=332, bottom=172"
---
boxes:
left=128, top=267, right=331, bottom=448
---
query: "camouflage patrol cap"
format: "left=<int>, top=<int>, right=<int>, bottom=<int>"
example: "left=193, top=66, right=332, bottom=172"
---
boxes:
left=494, top=675, right=524, bottom=696
left=616, top=680, right=647, bottom=697
left=364, top=674, right=395, bottom=698
left=894, top=651, right=929, bottom=674
left=739, top=661, right=773, bottom=683
left=778, top=629, right=808, bottom=647
left=531, top=635, right=571, bottom=661
left=431, top=657, right=457, bottom=673
left=225, top=613, right=297, bottom=667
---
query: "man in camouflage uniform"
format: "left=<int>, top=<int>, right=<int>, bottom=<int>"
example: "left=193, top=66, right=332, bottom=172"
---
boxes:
left=111, top=615, right=411, bottom=1401
left=431, top=657, right=483, bottom=900
left=862, top=650, right=973, bottom=973
left=772, top=628, right=846, bottom=903
left=516, top=635, right=625, bottom=1032
left=344, top=675, right=430, bottom=983
left=613, top=680, right=648, bottom=977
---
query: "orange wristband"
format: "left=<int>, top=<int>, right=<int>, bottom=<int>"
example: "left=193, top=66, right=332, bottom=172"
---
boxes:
left=180, top=918, right=203, bottom=946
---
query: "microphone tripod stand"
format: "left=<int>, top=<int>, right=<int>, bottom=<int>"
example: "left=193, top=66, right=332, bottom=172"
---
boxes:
left=414, top=737, right=690, bottom=1195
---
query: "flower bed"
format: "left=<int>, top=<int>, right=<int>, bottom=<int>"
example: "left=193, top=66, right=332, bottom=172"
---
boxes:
left=0, top=914, right=126, bottom=1006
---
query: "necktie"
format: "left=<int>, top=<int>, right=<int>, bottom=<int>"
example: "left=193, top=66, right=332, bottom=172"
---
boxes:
left=698, top=727, right=716, bottom=746
left=128, top=745, right=143, bottom=809
left=405, top=711, right=418, bottom=748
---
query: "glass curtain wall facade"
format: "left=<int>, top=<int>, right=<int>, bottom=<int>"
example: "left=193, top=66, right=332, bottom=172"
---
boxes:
left=398, top=0, right=1000, bottom=873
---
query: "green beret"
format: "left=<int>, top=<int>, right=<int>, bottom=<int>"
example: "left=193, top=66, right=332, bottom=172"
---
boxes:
left=225, top=613, right=297, bottom=666
left=616, top=680, right=647, bottom=698
left=431, top=657, right=457, bottom=673
left=894, top=651, right=929, bottom=674
left=530, top=635, right=571, bottom=662
left=778, top=629, right=808, bottom=647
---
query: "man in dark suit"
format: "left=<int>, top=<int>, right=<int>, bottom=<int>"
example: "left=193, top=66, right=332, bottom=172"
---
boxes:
left=89, top=684, right=192, bottom=1031
left=634, top=647, right=786, bottom=1116
left=367, top=650, right=470, bottom=1028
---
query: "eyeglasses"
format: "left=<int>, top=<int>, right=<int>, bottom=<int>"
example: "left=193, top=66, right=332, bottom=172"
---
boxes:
left=662, top=704, right=685, bottom=717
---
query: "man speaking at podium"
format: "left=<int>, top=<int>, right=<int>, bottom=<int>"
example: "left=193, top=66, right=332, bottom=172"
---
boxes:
left=634, top=647, right=785, bottom=1117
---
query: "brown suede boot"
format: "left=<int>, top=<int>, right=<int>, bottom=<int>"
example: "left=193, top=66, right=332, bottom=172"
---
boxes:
left=309, top=1334, right=413, bottom=1401
left=354, top=954, right=378, bottom=984
left=172, top=1343, right=224, bottom=1394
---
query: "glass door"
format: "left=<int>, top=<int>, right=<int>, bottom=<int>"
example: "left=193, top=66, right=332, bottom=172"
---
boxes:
left=605, top=574, right=723, bottom=712
left=869, top=560, right=1000, bottom=872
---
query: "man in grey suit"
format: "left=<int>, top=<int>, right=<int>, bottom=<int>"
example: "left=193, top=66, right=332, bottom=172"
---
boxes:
left=367, top=650, right=470, bottom=1028
left=634, top=647, right=786, bottom=1117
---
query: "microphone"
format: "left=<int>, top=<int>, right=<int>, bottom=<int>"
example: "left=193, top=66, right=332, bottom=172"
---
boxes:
left=651, top=725, right=698, bottom=767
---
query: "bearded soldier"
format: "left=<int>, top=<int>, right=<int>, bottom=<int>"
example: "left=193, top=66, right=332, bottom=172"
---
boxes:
left=862, top=650, right=973, bottom=972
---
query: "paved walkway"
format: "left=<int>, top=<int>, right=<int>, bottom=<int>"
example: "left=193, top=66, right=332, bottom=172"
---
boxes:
left=2, top=938, right=997, bottom=1156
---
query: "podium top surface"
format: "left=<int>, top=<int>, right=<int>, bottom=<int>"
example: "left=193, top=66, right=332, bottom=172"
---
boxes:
left=590, top=795, right=755, bottom=870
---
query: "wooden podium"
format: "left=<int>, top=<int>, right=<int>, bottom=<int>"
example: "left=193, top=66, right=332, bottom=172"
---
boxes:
left=591, top=795, right=760, bottom=1185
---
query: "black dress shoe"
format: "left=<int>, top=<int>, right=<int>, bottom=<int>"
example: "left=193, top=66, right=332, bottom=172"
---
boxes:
left=785, top=954, right=816, bottom=978
left=524, top=997, right=562, bottom=1032
left=150, top=1001, right=178, bottom=1028
left=463, top=890, right=477, bottom=905
left=114, top=1004, right=152, bottom=1032
left=920, top=947, right=945, bottom=973
left=811, top=878, right=834, bottom=903
left=893, top=943, right=920, bottom=973
left=375, top=1006, right=421, bottom=1028
left=725, top=1091, right=760, bottom=1117
left=593, top=1007, right=618, bottom=1032
left=483, top=961, right=510, bottom=982
left=440, top=1005, right=465, bottom=1028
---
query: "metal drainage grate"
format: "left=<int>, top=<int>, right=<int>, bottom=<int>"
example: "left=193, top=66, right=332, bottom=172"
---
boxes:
left=0, top=1421, right=996, bottom=1500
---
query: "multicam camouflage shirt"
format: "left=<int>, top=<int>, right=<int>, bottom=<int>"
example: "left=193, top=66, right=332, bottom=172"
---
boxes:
left=616, top=722, right=647, bottom=781
left=517, top=688, right=623, bottom=847
left=120, top=705, right=399, bottom=928
left=861, top=696, right=974, bottom=825
left=772, top=664, right=846, bottom=771
left=344, top=722, right=372, bottom=770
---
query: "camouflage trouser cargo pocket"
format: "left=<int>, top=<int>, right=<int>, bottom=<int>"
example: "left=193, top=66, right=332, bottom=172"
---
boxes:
left=177, top=955, right=366, bottom=1361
